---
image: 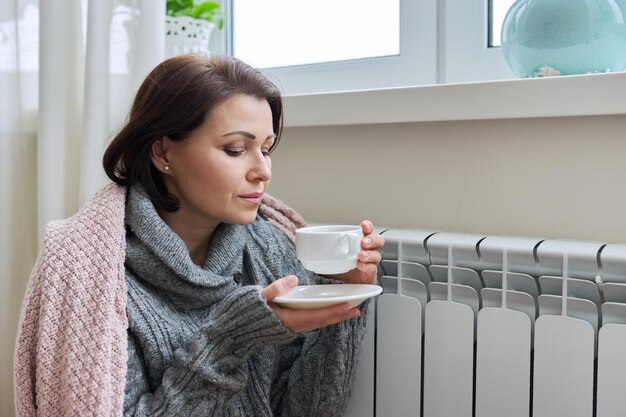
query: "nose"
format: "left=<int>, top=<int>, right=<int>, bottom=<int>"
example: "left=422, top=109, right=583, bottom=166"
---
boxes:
left=247, top=151, right=272, bottom=182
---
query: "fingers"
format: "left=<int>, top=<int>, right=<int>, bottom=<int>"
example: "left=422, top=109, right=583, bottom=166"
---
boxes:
left=356, top=260, right=379, bottom=276
left=358, top=220, right=384, bottom=270
left=360, top=220, right=385, bottom=250
left=360, top=220, right=374, bottom=236
left=261, top=275, right=298, bottom=301
left=272, top=302, right=361, bottom=333
left=358, top=246, right=382, bottom=264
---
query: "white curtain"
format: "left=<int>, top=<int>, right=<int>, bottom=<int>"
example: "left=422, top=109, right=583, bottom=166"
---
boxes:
left=0, top=1, right=164, bottom=416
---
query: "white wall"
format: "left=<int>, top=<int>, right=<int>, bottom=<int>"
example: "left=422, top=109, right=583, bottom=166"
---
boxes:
left=270, top=115, right=626, bottom=243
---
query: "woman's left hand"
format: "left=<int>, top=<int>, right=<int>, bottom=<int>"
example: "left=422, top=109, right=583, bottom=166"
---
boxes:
left=325, top=220, right=385, bottom=285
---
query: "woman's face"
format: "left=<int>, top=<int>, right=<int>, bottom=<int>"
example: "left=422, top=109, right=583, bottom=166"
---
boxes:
left=155, top=94, right=275, bottom=230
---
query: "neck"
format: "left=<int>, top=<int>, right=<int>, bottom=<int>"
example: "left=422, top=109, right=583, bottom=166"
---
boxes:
left=157, top=209, right=219, bottom=266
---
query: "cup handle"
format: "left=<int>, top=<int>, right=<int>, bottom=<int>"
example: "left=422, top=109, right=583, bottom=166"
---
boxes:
left=340, top=232, right=361, bottom=257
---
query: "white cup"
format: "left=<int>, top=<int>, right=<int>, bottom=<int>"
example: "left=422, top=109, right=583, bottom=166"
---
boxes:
left=296, top=225, right=364, bottom=274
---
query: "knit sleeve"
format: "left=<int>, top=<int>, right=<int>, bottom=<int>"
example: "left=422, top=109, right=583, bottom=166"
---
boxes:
left=123, top=285, right=296, bottom=417
left=267, top=229, right=371, bottom=417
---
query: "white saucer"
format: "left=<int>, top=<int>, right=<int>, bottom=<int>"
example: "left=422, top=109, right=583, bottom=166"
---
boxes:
left=272, top=284, right=383, bottom=310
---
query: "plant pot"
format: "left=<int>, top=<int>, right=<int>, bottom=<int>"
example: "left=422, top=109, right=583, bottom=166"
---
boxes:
left=501, top=0, right=626, bottom=78
left=165, top=16, right=215, bottom=58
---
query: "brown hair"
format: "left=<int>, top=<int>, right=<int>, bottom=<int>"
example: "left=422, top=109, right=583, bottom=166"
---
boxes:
left=103, top=54, right=283, bottom=211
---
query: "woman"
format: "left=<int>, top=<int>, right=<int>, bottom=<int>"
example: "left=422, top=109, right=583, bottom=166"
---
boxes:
left=14, top=54, right=384, bottom=417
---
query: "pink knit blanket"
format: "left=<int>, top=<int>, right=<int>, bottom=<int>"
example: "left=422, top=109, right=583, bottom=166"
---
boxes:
left=13, top=183, right=305, bottom=416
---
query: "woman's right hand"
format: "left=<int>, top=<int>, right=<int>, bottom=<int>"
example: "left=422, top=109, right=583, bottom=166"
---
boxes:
left=260, top=275, right=361, bottom=333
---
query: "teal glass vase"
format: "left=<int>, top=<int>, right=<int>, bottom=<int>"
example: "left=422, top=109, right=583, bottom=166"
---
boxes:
left=501, top=0, right=626, bottom=78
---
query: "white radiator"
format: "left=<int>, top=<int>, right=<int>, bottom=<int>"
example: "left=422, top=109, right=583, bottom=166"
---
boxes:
left=342, top=229, right=626, bottom=417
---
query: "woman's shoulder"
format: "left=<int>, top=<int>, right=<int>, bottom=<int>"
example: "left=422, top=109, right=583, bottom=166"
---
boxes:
left=242, top=216, right=297, bottom=264
left=258, top=193, right=306, bottom=245
left=40, top=183, right=127, bottom=268
left=247, top=215, right=288, bottom=245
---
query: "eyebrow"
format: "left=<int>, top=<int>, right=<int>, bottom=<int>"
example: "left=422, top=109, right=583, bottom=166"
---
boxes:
left=221, top=130, right=276, bottom=140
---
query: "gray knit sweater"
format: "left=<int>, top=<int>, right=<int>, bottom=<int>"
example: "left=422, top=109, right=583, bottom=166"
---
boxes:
left=123, top=187, right=369, bottom=416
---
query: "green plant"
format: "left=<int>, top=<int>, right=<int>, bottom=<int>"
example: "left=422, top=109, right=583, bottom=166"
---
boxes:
left=166, top=0, right=225, bottom=30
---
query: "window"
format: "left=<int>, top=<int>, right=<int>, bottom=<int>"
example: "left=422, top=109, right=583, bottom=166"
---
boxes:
left=229, top=0, right=437, bottom=95
left=233, top=0, right=399, bottom=69
left=227, top=0, right=521, bottom=94
left=489, top=0, right=517, bottom=47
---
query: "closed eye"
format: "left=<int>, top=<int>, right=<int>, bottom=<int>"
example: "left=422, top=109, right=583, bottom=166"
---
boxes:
left=224, top=148, right=245, bottom=157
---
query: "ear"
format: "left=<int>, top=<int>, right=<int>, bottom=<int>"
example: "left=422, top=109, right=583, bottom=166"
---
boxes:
left=151, top=137, right=171, bottom=174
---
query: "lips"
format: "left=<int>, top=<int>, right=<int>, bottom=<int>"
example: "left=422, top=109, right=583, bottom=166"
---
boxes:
left=239, top=192, right=263, bottom=205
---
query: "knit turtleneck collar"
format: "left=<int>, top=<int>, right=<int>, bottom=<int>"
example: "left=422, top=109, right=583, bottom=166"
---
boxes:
left=124, top=185, right=245, bottom=304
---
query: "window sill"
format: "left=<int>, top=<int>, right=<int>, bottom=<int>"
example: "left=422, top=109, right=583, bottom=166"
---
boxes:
left=282, top=72, right=626, bottom=127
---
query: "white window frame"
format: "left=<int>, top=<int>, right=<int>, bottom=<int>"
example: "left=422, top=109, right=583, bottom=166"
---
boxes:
left=225, top=1, right=626, bottom=125
left=282, top=71, right=626, bottom=126
left=442, top=0, right=514, bottom=84
left=227, top=0, right=437, bottom=95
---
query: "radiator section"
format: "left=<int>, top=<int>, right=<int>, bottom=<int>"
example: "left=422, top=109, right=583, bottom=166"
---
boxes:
left=343, top=230, right=626, bottom=417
